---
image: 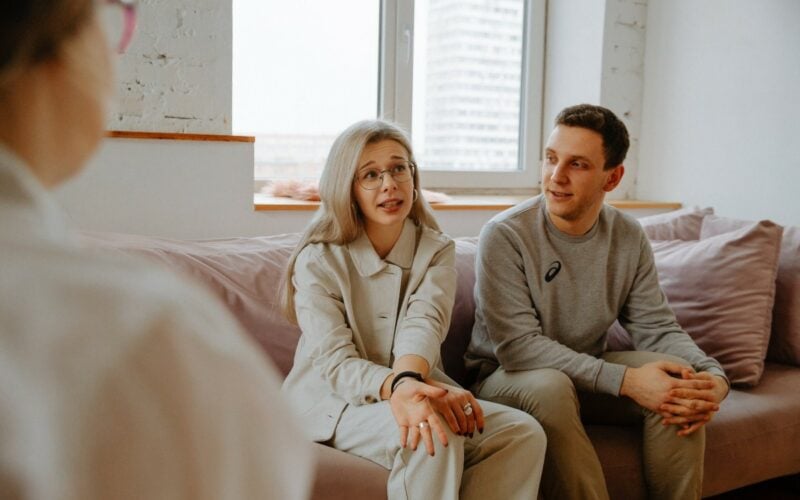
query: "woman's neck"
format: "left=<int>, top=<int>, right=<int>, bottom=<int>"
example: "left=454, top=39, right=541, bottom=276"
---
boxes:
left=365, top=221, right=404, bottom=259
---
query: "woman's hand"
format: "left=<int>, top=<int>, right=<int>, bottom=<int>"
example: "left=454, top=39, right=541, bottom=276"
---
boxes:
left=389, top=380, right=449, bottom=456
left=426, top=380, right=485, bottom=437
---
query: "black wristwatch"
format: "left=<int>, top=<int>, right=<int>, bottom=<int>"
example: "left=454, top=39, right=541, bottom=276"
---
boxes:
left=390, top=371, right=424, bottom=395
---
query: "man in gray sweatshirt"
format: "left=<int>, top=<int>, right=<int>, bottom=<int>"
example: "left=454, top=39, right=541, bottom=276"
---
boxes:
left=465, top=104, right=729, bottom=500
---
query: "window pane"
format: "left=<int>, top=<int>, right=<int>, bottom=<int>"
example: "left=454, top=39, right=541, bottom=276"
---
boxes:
left=412, top=0, right=525, bottom=172
left=233, top=0, right=379, bottom=180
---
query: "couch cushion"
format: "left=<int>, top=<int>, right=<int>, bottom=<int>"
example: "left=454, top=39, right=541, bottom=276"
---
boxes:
left=638, top=206, right=714, bottom=240
left=699, top=219, right=800, bottom=366
left=648, top=219, right=783, bottom=386
left=311, top=444, right=388, bottom=500
left=442, top=237, right=479, bottom=387
left=80, top=232, right=303, bottom=376
left=587, top=364, right=800, bottom=498
left=771, top=226, right=800, bottom=365
left=702, top=363, right=800, bottom=496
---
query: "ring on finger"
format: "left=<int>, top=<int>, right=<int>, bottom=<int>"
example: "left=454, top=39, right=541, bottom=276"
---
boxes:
left=418, top=421, right=429, bottom=430
left=463, top=403, right=473, bottom=416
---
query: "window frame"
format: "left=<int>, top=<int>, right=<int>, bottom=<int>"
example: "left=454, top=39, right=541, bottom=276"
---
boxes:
left=379, top=0, right=547, bottom=189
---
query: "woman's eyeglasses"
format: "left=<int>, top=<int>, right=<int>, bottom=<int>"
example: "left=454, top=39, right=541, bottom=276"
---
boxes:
left=356, top=162, right=416, bottom=190
left=101, top=0, right=137, bottom=54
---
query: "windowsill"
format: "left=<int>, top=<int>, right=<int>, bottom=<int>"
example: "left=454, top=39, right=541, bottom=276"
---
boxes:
left=254, top=193, right=682, bottom=212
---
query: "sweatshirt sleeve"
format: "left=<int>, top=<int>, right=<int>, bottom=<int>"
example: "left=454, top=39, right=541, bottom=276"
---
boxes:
left=475, top=221, right=627, bottom=395
left=619, top=235, right=728, bottom=381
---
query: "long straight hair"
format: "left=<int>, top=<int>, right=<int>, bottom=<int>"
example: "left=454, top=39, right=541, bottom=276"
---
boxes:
left=280, top=119, right=440, bottom=323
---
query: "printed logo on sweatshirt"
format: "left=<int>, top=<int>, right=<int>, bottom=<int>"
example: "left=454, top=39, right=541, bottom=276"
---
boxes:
left=545, top=261, right=562, bottom=283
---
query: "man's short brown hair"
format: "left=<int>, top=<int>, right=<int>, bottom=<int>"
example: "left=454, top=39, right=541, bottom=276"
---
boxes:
left=555, top=104, right=630, bottom=169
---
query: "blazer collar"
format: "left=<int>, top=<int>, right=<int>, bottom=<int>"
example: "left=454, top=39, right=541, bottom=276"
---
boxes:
left=349, top=219, right=417, bottom=277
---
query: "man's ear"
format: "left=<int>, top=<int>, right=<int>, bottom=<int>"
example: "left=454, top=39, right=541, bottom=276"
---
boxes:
left=603, top=165, right=625, bottom=192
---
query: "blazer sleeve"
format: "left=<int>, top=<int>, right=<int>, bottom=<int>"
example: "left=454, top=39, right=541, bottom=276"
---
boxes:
left=293, top=246, right=392, bottom=405
left=393, top=238, right=457, bottom=370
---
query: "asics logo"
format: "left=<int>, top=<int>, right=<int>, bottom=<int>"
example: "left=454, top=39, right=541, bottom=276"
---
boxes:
left=545, top=261, right=561, bottom=283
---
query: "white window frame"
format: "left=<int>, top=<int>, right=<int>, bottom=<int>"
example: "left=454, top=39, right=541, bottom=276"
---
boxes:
left=379, top=0, right=547, bottom=189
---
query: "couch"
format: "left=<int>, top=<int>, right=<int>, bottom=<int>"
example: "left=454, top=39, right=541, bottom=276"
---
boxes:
left=81, top=208, right=800, bottom=499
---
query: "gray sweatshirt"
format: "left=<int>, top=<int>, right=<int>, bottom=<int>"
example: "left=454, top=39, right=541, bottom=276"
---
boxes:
left=465, top=195, right=726, bottom=395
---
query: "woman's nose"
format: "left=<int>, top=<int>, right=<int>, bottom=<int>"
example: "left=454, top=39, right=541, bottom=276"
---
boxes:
left=380, top=172, right=398, bottom=191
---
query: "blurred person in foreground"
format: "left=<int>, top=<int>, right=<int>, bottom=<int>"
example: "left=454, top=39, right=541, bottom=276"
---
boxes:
left=0, top=1, right=312, bottom=498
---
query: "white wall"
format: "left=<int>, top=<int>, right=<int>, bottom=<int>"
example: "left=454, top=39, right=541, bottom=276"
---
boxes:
left=111, top=0, right=232, bottom=133
left=542, top=0, right=648, bottom=200
left=637, top=0, right=800, bottom=226
left=55, top=138, right=502, bottom=239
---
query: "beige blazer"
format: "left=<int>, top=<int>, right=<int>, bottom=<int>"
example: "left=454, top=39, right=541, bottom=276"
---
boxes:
left=282, top=219, right=457, bottom=442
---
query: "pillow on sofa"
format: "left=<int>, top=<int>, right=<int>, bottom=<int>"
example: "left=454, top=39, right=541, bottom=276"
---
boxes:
left=80, top=232, right=303, bottom=376
left=442, top=237, right=479, bottom=387
left=700, top=218, right=800, bottom=366
left=649, top=219, right=783, bottom=386
left=638, top=206, right=714, bottom=241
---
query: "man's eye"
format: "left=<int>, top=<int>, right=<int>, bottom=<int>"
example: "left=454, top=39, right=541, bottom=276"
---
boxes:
left=545, top=156, right=555, bottom=164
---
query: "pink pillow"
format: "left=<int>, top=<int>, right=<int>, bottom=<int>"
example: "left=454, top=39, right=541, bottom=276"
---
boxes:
left=650, top=219, right=783, bottom=386
left=701, top=218, right=800, bottom=366
left=80, top=232, right=303, bottom=377
left=638, top=206, right=714, bottom=241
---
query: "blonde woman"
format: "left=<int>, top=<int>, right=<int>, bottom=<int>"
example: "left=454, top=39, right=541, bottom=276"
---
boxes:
left=0, top=1, right=311, bottom=498
left=282, top=119, right=546, bottom=500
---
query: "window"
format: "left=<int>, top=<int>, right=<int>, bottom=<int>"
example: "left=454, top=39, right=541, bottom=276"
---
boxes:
left=234, top=0, right=545, bottom=191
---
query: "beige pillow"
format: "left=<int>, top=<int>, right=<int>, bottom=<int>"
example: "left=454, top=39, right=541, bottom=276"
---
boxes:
left=650, top=219, right=783, bottom=386
left=638, top=206, right=714, bottom=241
left=701, top=218, right=800, bottom=366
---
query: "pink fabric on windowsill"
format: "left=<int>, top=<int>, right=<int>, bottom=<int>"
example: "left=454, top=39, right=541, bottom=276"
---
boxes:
left=265, top=179, right=452, bottom=204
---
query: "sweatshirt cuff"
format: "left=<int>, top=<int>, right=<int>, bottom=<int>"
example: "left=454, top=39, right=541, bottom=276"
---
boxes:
left=596, top=361, right=627, bottom=396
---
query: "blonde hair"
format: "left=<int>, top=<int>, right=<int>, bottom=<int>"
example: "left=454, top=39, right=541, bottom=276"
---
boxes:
left=280, top=119, right=441, bottom=323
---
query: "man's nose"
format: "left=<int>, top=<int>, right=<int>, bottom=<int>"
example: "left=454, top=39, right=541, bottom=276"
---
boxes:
left=550, top=163, right=568, bottom=183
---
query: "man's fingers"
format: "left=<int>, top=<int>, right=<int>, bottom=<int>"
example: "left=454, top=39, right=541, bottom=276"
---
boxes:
left=658, top=361, right=692, bottom=376
left=661, top=411, right=712, bottom=425
left=669, top=387, right=716, bottom=401
left=670, top=378, right=715, bottom=391
left=662, top=397, right=719, bottom=414
left=677, top=419, right=708, bottom=437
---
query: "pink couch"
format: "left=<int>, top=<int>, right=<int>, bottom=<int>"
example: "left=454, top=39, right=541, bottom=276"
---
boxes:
left=81, top=223, right=800, bottom=499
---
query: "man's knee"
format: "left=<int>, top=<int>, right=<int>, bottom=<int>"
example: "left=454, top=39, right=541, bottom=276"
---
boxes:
left=481, top=368, right=579, bottom=423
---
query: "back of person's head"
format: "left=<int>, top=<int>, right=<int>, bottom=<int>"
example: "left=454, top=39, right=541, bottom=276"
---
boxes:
left=281, top=119, right=440, bottom=322
left=0, top=0, right=93, bottom=91
left=555, top=104, right=630, bottom=169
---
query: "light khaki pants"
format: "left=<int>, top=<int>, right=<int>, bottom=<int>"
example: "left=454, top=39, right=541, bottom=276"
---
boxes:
left=473, top=351, right=705, bottom=500
left=330, top=399, right=546, bottom=500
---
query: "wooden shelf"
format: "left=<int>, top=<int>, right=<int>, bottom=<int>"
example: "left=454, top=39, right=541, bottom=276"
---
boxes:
left=254, top=194, right=681, bottom=212
left=105, top=131, right=255, bottom=143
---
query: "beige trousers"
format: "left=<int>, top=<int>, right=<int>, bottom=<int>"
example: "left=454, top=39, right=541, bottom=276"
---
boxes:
left=473, top=351, right=705, bottom=500
left=330, top=399, right=546, bottom=500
